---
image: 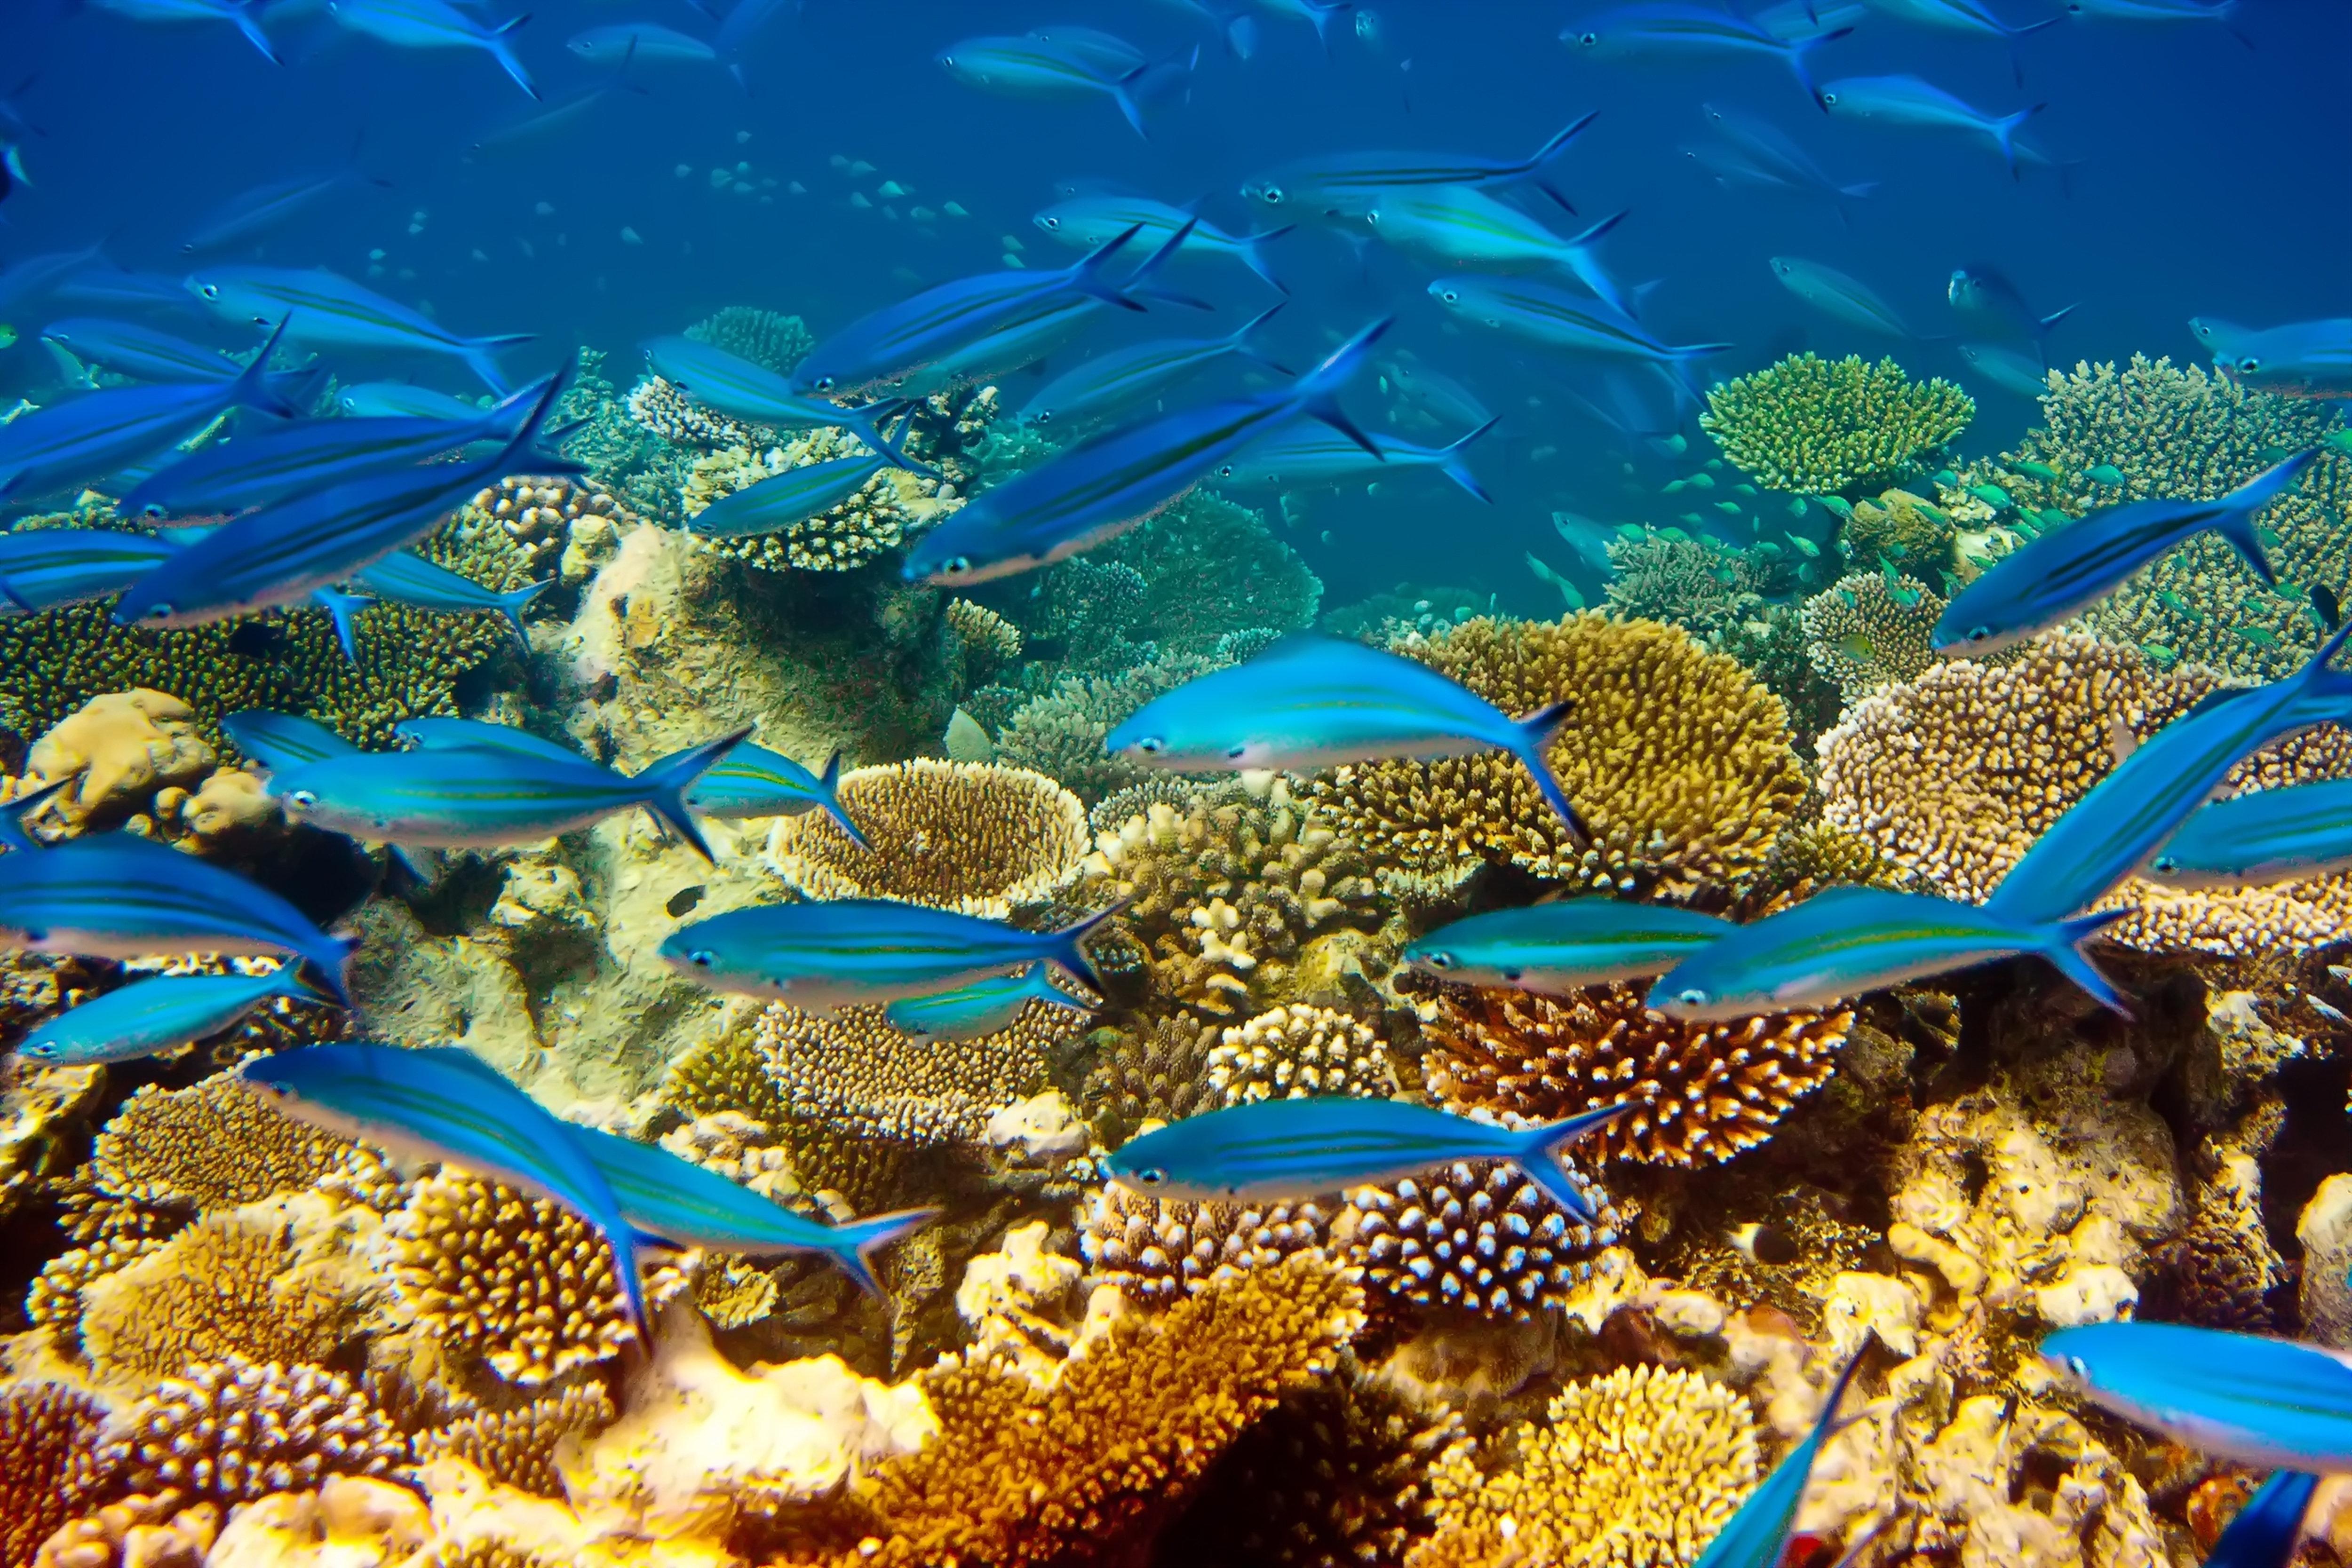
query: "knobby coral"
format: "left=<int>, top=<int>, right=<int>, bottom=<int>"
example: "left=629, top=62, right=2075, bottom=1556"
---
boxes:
left=78, top=1211, right=356, bottom=1388
left=89, top=1358, right=407, bottom=1505
left=1801, top=571, right=1946, bottom=702
left=1310, top=616, right=1808, bottom=898
left=1205, top=1004, right=1393, bottom=1106
left=747, top=1001, right=1067, bottom=1144
left=0, top=1382, right=108, bottom=1568
left=1338, top=1158, right=1621, bottom=1317
left=1421, top=981, right=1854, bottom=1167
left=1095, top=489, right=1321, bottom=653
left=1700, top=352, right=1973, bottom=497
left=764, top=758, right=1089, bottom=917
left=1080, top=1184, right=1334, bottom=1302
left=995, top=652, right=1228, bottom=804
left=680, top=425, right=959, bottom=574
left=658, top=1036, right=927, bottom=1213
left=414, top=1384, right=616, bottom=1498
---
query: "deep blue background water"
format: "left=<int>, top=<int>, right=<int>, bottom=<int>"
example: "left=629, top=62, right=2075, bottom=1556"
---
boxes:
left=0, top=0, right=2342, bottom=613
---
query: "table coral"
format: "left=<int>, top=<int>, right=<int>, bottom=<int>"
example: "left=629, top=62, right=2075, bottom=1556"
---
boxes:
left=764, top=758, right=1088, bottom=917
left=746, top=1001, right=1066, bottom=1144
left=1419, top=980, right=1854, bottom=1168
left=1338, top=1157, right=1622, bottom=1317
left=1081, top=781, right=1383, bottom=1017
left=0, top=1382, right=108, bottom=1568
left=76, top=1211, right=356, bottom=1389
left=1816, top=630, right=2352, bottom=953
left=1412, top=1363, right=1759, bottom=1568
left=1800, top=571, right=1947, bottom=702
left=1206, top=1004, right=1393, bottom=1106
left=1080, top=1184, right=1334, bottom=1302
left=1700, top=352, right=1974, bottom=497
left=784, top=1252, right=1364, bottom=1568
left=88, top=1358, right=408, bottom=1506
left=1308, top=616, right=1807, bottom=898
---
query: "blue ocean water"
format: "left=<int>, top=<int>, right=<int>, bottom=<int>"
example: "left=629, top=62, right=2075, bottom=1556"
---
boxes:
left=0, top=0, right=2338, bottom=611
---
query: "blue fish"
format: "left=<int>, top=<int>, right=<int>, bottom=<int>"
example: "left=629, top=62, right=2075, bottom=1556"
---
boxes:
left=0, top=245, right=110, bottom=322
left=1769, top=257, right=1919, bottom=338
left=1690, top=1351, right=1871, bottom=1568
left=2042, top=1322, right=2352, bottom=1473
left=2146, top=779, right=2352, bottom=889
left=0, top=777, right=74, bottom=854
left=640, top=336, right=925, bottom=471
left=393, top=715, right=593, bottom=764
left=1983, top=622, right=2352, bottom=927
left=2204, top=1471, right=2320, bottom=1568
left=90, top=0, right=278, bottom=62
left=51, top=267, right=207, bottom=317
left=1950, top=265, right=2074, bottom=348
left=1648, top=885, right=2130, bottom=1021
left=1818, top=74, right=2049, bottom=178
left=112, top=372, right=573, bottom=629
left=1403, top=900, right=1738, bottom=993
left=0, top=833, right=358, bottom=1005
left=1212, top=416, right=1498, bottom=503
left=2067, top=0, right=2238, bottom=20
left=1565, top=3, right=1854, bottom=103
left=16, top=965, right=330, bottom=1068
left=180, top=144, right=390, bottom=256
left=348, top=550, right=550, bottom=643
left=1019, top=304, right=1289, bottom=429
left=1100, top=1096, right=1633, bottom=1225
left=326, top=0, right=537, bottom=99
left=222, top=710, right=359, bottom=775
left=468, top=76, right=655, bottom=161
left=568, top=21, right=717, bottom=64
left=883, top=961, right=1095, bottom=1041
left=1933, top=451, right=2314, bottom=655
left=39, top=319, right=245, bottom=384
left=1957, top=341, right=2052, bottom=400
left=2191, top=317, right=2352, bottom=402
left=0, top=319, right=297, bottom=503
left=335, top=383, right=484, bottom=420
left=0, top=529, right=176, bottom=615
left=793, top=223, right=1179, bottom=400
left=683, top=454, right=894, bottom=541
left=660, top=898, right=1122, bottom=1012
left=241, top=1043, right=652, bottom=1340
left=1033, top=195, right=1290, bottom=293
left=1239, top=112, right=1597, bottom=221
left=891, top=293, right=1136, bottom=403
left=1428, top=274, right=1730, bottom=389
left=274, top=727, right=748, bottom=861
left=562, top=1123, right=938, bottom=1296
left=900, top=318, right=1389, bottom=586
left=937, top=32, right=1191, bottom=138
left=187, top=264, right=532, bottom=393
left=655, top=743, right=870, bottom=847
left=1105, top=634, right=1591, bottom=838
left=1694, top=102, right=1876, bottom=219
left=1366, top=193, right=1630, bottom=313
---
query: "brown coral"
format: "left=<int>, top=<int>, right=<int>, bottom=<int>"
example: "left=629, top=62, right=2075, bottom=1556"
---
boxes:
left=1412, top=1363, right=1759, bottom=1568
left=390, top=1172, right=684, bottom=1386
left=1309, top=616, right=1807, bottom=898
left=1421, top=982, right=1854, bottom=1167
left=1083, top=781, right=1383, bottom=1016
left=89, top=1359, right=407, bottom=1505
left=793, top=1252, right=1365, bottom=1568
left=1206, top=1004, right=1393, bottom=1106
left=1816, top=631, right=2352, bottom=953
left=657, top=1037, right=925, bottom=1213
left=1080, top=1183, right=1334, bottom=1302
left=85, top=1075, right=376, bottom=1216
left=744, top=1001, right=1066, bottom=1145
left=765, top=759, right=1089, bottom=917
left=78, top=1212, right=356, bottom=1388
left=413, top=1383, right=614, bottom=1498
left=1083, top=1012, right=1220, bottom=1139
left=946, top=598, right=1022, bottom=679
left=1338, top=1158, right=1621, bottom=1317
left=1800, top=571, right=1946, bottom=702
left=464, top=474, right=629, bottom=574
left=1, top=1383, right=108, bottom=1568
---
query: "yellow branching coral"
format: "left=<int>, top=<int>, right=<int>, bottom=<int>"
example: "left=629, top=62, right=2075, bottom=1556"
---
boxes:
left=746, top=1001, right=1065, bottom=1144
left=765, top=759, right=1089, bottom=917
left=88, top=1358, right=408, bottom=1505
left=390, top=1172, right=687, bottom=1386
left=1421, top=981, right=1853, bottom=1167
left=1816, top=631, right=2352, bottom=953
left=0, top=1382, right=108, bottom=1568
left=945, top=597, right=1022, bottom=678
left=1412, top=1364, right=1759, bottom=1568
left=78, top=1212, right=356, bottom=1388
left=791, top=1252, right=1364, bottom=1568
left=415, top=1383, right=615, bottom=1498
left=1083, top=780, right=1383, bottom=1016
left=1079, top=1184, right=1333, bottom=1302
left=86, top=1074, right=379, bottom=1215
left=1083, top=1012, right=1221, bottom=1138
left=1700, top=352, right=1973, bottom=496
left=1339, top=1157, right=1622, bottom=1317
left=657, top=1038, right=927, bottom=1213
left=1310, top=616, right=1807, bottom=898
left=1206, top=1004, right=1392, bottom=1106
left=1800, top=572, right=1946, bottom=702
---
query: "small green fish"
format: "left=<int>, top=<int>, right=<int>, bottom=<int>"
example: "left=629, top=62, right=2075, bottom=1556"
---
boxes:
left=1663, top=478, right=1686, bottom=493
left=1912, top=499, right=1952, bottom=526
left=1969, top=483, right=2011, bottom=509
left=2323, top=429, right=2352, bottom=457
left=1787, top=498, right=1809, bottom=518
left=1734, top=482, right=1757, bottom=494
left=0, top=325, right=16, bottom=351
left=1687, top=471, right=1716, bottom=490
left=2140, top=643, right=2177, bottom=665
left=1838, top=587, right=1858, bottom=608
left=2011, top=517, right=2044, bottom=539
left=1661, top=524, right=1692, bottom=540
left=1882, top=540, right=1908, bottom=560
left=2236, top=624, right=2280, bottom=648
left=1889, top=580, right=1922, bottom=609
left=1931, top=468, right=1959, bottom=489
left=1816, top=496, right=1853, bottom=520
left=1836, top=631, right=1875, bottom=662
left=2258, top=525, right=2284, bottom=548
left=2013, top=460, right=2059, bottom=483
left=1713, top=500, right=1743, bottom=515
left=2085, top=464, right=2126, bottom=486
left=2155, top=589, right=2205, bottom=621
left=1785, top=532, right=1820, bottom=558
left=1615, top=523, right=1648, bottom=542
left=2036, top=507, right=2071, bottom=529
left=1710, top=566, right=1739, bottom=586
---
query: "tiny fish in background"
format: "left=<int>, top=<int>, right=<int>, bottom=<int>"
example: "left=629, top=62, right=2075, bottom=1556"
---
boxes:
left=1565, top=4, right=1853, bottom=106
left=1101, top=1094, right=1636, bottom=1224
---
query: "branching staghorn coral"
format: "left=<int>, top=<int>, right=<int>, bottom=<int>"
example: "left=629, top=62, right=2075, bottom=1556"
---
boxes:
left=1700, top=352, right=1973, bottom=497
left=765, top=759, right=1089, bottom=918
left=1338, top=1157, right=1621, bottom=1318
left=1081, top=781, right=1383, bottom=1017
left=1409, top=1364, right=1759, bottom=1568
left=746, top=1000, right=1068, bottom=1144
left=783, top=1252, right=1365, bottom=1568
left=1815, top=631, right=2352, bottom=953
left=1418, top=978, right=1853, bottom=1167
left=0, top=1382, right=109, bottom=1568
left=87, top=1358, right=408, bottom=1506
left=1801, top=571, right=1946, bottom=702
left=1308, top=616, right=1808, bottom=898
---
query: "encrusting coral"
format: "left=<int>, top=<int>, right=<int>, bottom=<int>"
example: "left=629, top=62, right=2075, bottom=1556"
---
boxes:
left=0, top=1381, right=109, bottom=1568
left=764, top=758, right=1089, bottom=918
left=1700, top=352, right=1974, bottom=497
left=1409, top=1363, right=1760, bottom=1568
left=1418, top=979, right=1855, bottom=1167
left=88, top=1357, right=408, bottom=1506
left=1816, top=630, right=2352, bottom=953
left=1310, top=615, right=1808, bottom=898
left=746, top=1001, right=1068, bottom=1144
left=25, top=689, right=213, bottom=830
left=1800, top=571, right=1947, bottom=703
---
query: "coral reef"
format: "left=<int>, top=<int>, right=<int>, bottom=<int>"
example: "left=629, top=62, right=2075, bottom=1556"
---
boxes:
left=627, top=376, right=761, bottom=450
left=994, top=652, right=1227, bottom=804
left=77, top=1210, right=357, bottom=1388
left=1080, top=1184, right=1333, bottom=1302
left=465, top=475, right=632, bottom=581
left=90, top=1357, right=407, bottom=1505
left=681, top=426, right=958, bottom=575
left=414, top=1384, right=615, bottom=1498
left=0, top=1382, right=108, bottom=1568
left=1309, top=615, right=1808, bottom=898
left=1205, top=1004, right=1393, bottom=1105
left=764, top=758, right=1088, bottom=917
left=1800, top=571, right=1947, bottom=702
left=1339, top=1158, right=1622, bottom=1317
left=1700, top=352, right=1974, bottom=497
left=683, top=305, right=813, bottom=375
left=943, top=597, right=1021, bottom=682
left=1094, top=490, right=1320, bottom=654
left=1082, top=1011, right=1221, bottom=1137
left=745, top=1001, right=1068, bottom=1144
left=1844, top=486, right=1958, bottom=575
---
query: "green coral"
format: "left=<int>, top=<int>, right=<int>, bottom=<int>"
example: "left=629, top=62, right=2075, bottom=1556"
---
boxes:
left=1096, top=489, right=1320, bottom=654
left=0, top=514, right=536, bottom=755
left=558, top=347, right=691, bottom=525
left=683, top=306, right=813, bottom=375
left=994, top=652, right=1228, bottom=804
left=1700, top=352, right=1974, bottom=497
left=1844, top=487, right=1957, bottom=576
left=1988, top=355, right=2350, bottom=680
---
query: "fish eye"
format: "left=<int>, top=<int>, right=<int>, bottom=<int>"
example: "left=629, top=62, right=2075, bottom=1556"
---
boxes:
left=1262, top=186, right=1283, bottom=205
left=199, top=284, right=219, bottom=300
left=1501, top=967, right=1523, bottom=982
left=1820, top=91, right=1840, bottom=106
left=689, top=949, right=715, bottom=968
left=2066, top=1355, right=2090, bottom=1380
left=1136, top=737, right=1164, bottom=755
left=21, top=1042, right=52, bottom=1059
left=1364, top=211, right=1381, bottom=226
left=940, top=52, right=954, bottom=65
left=2240, top=356, right=2262, bottom=374
left=1036, top=411, right=1053, bottom=424
left=1224, top=744, right=1247, bottom=760
left=1577, top=29, right=1600, bottom=45
left=1677, top=988, right=1709, bottom=1006
left=944, top=556, right=972, bottom=576
left=145, top=603, right=174, bottom=620
left=1966, top=626, right=1991, bottom=644
left=2151, top=855, right=2178, bottom=874
left=812, top=375, right=836, bottom=393
left=1439, top=289, right=1459, bottom=304
left=1424, top=951, right=1454, bottom=970
left=288, top=790, right=318, bottom=810
left=1042, top=216, right=1060, bottom=230
left=1136, top=1167, right=1167, bottom=1186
